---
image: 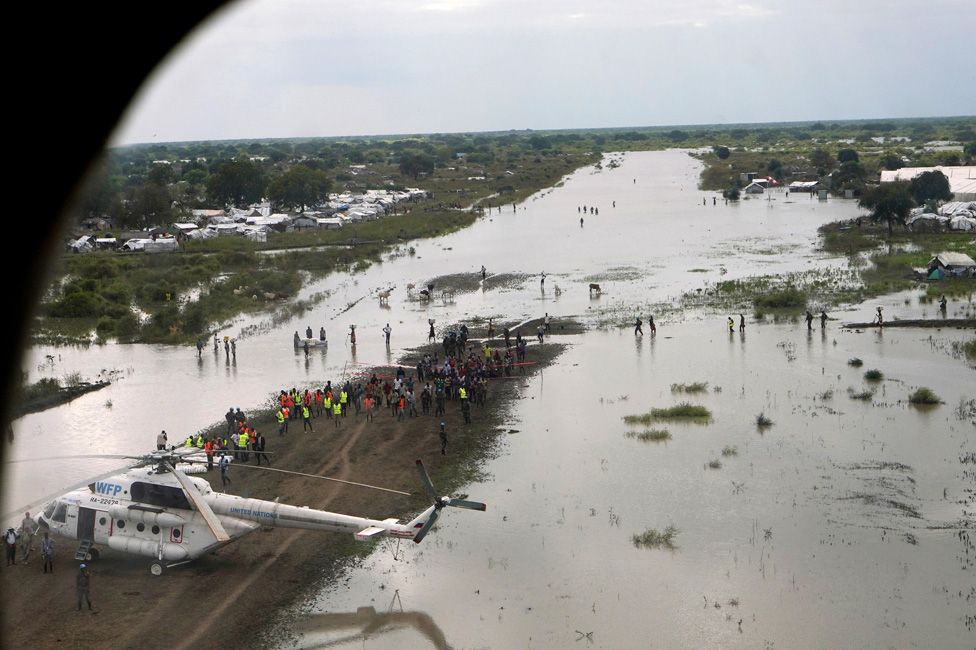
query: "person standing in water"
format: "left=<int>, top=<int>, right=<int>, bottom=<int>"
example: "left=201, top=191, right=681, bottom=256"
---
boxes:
left=634, top=316, right=643, bottom=336
left=540, top=271, right=546, bottom=287
left=820, top=310, right=828, bottom=328
left=806, top=311, right=814, bottom=331
left=728, top=316, right=735, bottom=333
left=739, top=314, right=745, bottom=331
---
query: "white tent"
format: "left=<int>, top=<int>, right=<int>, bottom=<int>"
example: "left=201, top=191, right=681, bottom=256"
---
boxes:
left=948, top=216, right=976, bottom=231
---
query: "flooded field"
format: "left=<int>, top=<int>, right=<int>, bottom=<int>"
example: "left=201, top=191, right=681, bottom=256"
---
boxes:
left=5, top=151, right=974, bottom=648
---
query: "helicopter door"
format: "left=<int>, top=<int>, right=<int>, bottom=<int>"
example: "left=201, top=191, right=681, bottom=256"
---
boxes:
left=92, top=510, right=112, bottom=543
left=77, top=507, right=96, bottom=542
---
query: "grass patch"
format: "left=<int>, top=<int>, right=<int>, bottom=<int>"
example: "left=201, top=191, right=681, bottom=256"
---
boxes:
left=632, top=525, right=679, bottom=550
left=848, top=357, right=864, bottom=367
left=960, top=339, right=976, bottom=361
left=671, top=382, right=709, bottom=394
left=755, top=412, right=773, bottom=428
left=753, top=287, right=807, bottom=311
left=650, top=403, right=712, bottom=419
left=707, top=459, right=723, bottom=469
left=721, top=445, right=738, bottom=457
left=625, top=429, right=672, bottom=443
left=908, top=387, right=943, bottom=405
left=864, top=369, right=884, bottom=382
left=848, top=388, right=874, bottom=401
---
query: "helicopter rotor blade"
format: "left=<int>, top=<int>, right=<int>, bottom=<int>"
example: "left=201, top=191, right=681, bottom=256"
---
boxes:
left=164, top=461, right=230, bottom=542
left=446, top=498, right=487, bottom=511
left=226, top=463, right=412, bottom=497
left=5, top=454, right=134, bottom=464
left=412, top=508, right=440, bottom=544
left=1, top=463, right=135, bottom=525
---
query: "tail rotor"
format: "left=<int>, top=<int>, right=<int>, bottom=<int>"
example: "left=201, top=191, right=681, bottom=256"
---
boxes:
left=412, top=459, right=486, bottom=543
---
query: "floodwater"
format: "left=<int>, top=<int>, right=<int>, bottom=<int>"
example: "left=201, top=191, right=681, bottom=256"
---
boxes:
left=5, top=151, right=974, bottom=648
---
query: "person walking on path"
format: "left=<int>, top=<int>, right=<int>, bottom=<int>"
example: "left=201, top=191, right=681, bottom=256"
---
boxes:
left=634, top=316, right=643, bottom=336
left=805, top=311, right=814, bottom=331
left=20, top=512, right=37, bottom=563
left=219, top=454, right=231, bottom=491
left=544, top=313, right=551, bottom=332
left=439, top=421, right=448, bottom=455
left=76, top=564, right=93, bottom=611
left=383, top=323, right=392, bottom=345
left=255, top=432, right=269, bottom=466
left=364, top=394, right=375, bottom=422
left=302, top=404, right=313, bottom=432
left=41, top=532, right=54, bottom=574
left=5, top=527, right=18, bottom=566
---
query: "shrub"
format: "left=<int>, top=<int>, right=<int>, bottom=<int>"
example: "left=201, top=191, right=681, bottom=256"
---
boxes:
left=632, top=525, right=679, bottom=549
left=50, top=291, right=103, bottom=318
left=625, top=429, right=671, bottom=443
left=649, top=403, right=712, bottom=419
left=756, top=412, right=773, bottom=428
left=864, top=369, right=884, bottom=382
left=848, top=358, right=864, bottom=367
left=848, top=388, right=874, bottom=401
left=671, top=382, right=708, bottom=394
left=754, top=288, right=807, bottom=311
left=908, top=387, right=942, bottom=405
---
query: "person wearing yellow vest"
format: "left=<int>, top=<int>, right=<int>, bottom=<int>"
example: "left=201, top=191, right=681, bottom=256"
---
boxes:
left=195, top=434, right=204, bottom=448
left=184, top=437, right=193, bottom=448
left=458, top=386, right=468, bottom=401
left=238, top=431, right=249, bottom=462
left=276, top=409, right=286, bottom=436
left=339, top=390, right=349, bottom=417
left=333, top=400, right=342, bottom=427
left=323, top=394, right=332, bottom=419
left=459, top=385, right=471, bottom=424
left=302, top=405, right=313, bottom=432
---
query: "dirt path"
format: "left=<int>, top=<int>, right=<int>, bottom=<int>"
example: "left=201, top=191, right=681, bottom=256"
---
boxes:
left=0, top=346, right=562, bottom=649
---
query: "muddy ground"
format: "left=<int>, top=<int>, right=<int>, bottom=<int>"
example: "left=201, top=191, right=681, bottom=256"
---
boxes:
left=0, top=341, right=566, bottom=650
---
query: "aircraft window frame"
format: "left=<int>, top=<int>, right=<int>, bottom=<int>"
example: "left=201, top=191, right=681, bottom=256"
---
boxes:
left=43, top=502, right=56, bottom=519
left=137, top=523, right=145, bottom=532
left=117, top=520, right=126, bottom=529
left=52, top=502, right=67, bottom=523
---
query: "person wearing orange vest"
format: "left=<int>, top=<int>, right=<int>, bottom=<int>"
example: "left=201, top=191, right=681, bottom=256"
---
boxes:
left=314, top=389, right=323, bottom=417
left=204, top=439, right=214, bottom=471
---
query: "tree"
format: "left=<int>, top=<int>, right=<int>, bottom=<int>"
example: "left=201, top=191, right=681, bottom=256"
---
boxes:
left=267, top=165, right=331, bottom=212
left=713, top=146, right=730, bottom=160
left=858, top=182, right=914, bottom=235
left=398, top=151, right=434, bottom=180
left=908, top=170, right=952, bottom=204
left=206, top=159, right=266, bottom=208
left=880, top=153, right=904, bottom=171
left=809, top=149, right=833, bottom=173
left=830, top=160, right=867, bottom=192
left=837, top=149, right=859, bottom=164
left=767, top=158, right=784, bottom=179
left=147, top=164, right=176, bottom=186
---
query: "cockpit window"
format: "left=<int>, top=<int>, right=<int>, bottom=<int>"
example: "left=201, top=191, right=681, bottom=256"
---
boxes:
left=52, top=502, right=67, bottom=523
left=43, top=502, right=56, bottom=519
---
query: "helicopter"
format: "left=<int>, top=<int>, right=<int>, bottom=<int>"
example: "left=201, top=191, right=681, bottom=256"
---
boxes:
left=13, top=448, right=484, bottom=575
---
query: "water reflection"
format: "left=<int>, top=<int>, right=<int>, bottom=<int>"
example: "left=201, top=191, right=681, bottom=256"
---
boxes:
left=293, top=592, right=451, bottom=650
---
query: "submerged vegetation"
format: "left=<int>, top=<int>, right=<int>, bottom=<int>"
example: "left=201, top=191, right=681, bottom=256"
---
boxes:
left=908, top=387, right=943, bottom=405
left=632, top=525, right=679, bottom=550
left=864, top=369, right=884, bottom=382
left=622, top=403, right=712, bottom=425
left=755, top=412, right=773, bottom=428
left=670, top=382, right=709, bottom=394
left=624, top=429, right=672, bottom=443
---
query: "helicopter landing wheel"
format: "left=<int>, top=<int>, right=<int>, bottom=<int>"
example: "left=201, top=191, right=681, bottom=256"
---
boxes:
left=149, top=562, right=165, bottom=576
left=85, top=548, right=100, bottom=561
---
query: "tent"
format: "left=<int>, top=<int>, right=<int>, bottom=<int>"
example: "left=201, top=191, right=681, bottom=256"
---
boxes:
left=928, top=267, right=944, bottom=280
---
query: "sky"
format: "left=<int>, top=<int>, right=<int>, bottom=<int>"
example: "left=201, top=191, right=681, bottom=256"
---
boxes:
left=113, top=0, right=976, bottom=145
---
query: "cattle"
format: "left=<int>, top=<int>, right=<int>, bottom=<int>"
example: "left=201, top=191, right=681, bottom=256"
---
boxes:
left=377, top=289, right=392, bottom=304
left=589, top=283, right=602, bottom=295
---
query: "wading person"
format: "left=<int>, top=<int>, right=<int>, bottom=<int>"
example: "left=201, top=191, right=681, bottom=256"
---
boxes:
left=383, top=323, right=392, bottom=345
left=649, top=315, right=656, bottom=335
left=820, top=310, right=828, bottom=328
left=739, top=314, right=745, bottom=332
left=196, top=339, right=203, bottom=358
left=805, top=311, right=814, bottom=331
left=875, top=306, right=884, bottom=327
left=939, top=295, right=947, bottom=313
left=727, top=316, right=735, bottom=333
left=76, top=564, right=93, bottom=611
left=428, top=319, right=436, bottom=343
left=634, top=316, right=643, bottom=336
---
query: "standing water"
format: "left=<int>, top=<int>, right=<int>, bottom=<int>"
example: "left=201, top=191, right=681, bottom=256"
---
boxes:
left=5, top=151, right=973, bottom=648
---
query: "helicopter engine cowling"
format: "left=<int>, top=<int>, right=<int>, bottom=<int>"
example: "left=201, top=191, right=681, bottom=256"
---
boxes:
left=107, top=505, right=185, bottom=529
left=106, top=536, right=190, bottom=562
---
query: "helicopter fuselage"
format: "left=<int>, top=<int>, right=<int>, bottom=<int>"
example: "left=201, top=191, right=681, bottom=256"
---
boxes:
left=37, top=466, right=431, bottom=567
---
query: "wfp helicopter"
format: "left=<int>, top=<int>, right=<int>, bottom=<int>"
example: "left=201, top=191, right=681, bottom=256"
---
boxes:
left=12, top=448, right=484, bottom=575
